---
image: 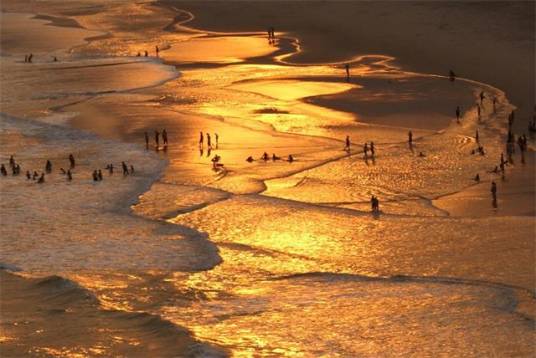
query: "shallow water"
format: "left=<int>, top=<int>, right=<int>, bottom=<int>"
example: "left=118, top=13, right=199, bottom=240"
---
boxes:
left=0, top=2, right=534, bottom=357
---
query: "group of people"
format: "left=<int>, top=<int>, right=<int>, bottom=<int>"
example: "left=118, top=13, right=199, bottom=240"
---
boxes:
left=343, top=136, right=376, bottom=158
left=199, top=131, right=219, bottom=149
left=23, top=54, right=58, bottom=63
left=136, top=46, right=159, bottom=58
left=145, top=129, right=168, bottom=150
left=1, top=153, right=136, bottom=185
left=267, top=27, right=276, bottom=44
left=247, top=152, right=294, bottom=163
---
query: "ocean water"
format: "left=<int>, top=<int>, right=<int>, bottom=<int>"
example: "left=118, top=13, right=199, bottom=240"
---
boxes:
left=0, top=1, right=534, bottom=357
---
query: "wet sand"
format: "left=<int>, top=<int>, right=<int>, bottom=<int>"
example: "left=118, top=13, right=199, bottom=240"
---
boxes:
left=1, top=1, right=534, bottom=356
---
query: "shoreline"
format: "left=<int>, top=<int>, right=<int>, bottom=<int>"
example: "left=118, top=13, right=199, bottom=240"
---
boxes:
left=1, top=2, right=534, bottom=356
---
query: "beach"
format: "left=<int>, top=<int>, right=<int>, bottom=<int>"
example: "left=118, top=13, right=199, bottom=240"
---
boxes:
left=1, top=1, right=534, bottom=356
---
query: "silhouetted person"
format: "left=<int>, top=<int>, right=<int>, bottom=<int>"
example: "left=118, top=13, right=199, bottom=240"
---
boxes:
left=155, top=130, right=160, bottom=148
left=98, top=170, right=103, bottom=181
left=69, top=154, right=75, bottom=169
left=345, top=63, right=350, bottom=82
left=474, top=173, right=480, bottom=183
left=199, top=131, right=204, bottom=147
left=122, top=161, right=129, bottom=175
left=53, top=56, right=58, bottom=62
left=121, top=162, right=128, bottom=175
left=37, top=173, right=44, bottom=183
left=28, top=54, right=33, bottom=63
left=107, top=163, right=114, bottom=174
left=408, top=130, right=413, bottom=145
left=508, top=110, right=515, bottom=128
left=262, top=152, right=269, bottom=161
left=345, top=135, right=351, bottom=151
left=215, top=133, right=219, bottom=148
left=207, top=133, right=211, bottom=148
left=288, top=154, right=294, bottom=163
left=370, top=141, right=375, bottom=156
left=33, top=171, right=38, bottom=180
left=1, top=164, right=7, bottom=176
left=456, top=106, right=461, bottom=123
left=449, top=70, right=456, bottom=82
left=371, top=196, right=379, bottom=213
left=156, top=46, right=160, bottom=56
left=92, top=170, right=98, bottom=181
left=475, top=129, right=479, bottom=143
left=26, top=170, right=31, bottom=180
left=246, top=156, right=254, bottom=163
left=67, top=170, right=72, bottom=181
left=130, top=165, right=135, bottom=174
left=45, top=160, right=52, bottom=173
left=162, top=129, right=168, bottom=145
left=144, top=132, right=149, bottom=149
left=272, top=153, right=280, bottom=161
left=363, top=143, right=369, bottom=157
left=144, top=50, right=148, bottom=57
left=491, top=181, right=497, bottom=200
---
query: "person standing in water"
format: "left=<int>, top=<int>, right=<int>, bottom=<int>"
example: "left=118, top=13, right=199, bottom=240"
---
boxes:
left=45, top=160, right=52, bottom=173
left=199, top=132, right=204, bottom=147
left=155, top=130, right=160, bottom=148
left=491, top=181, right=497, bottom=206
left=207, top=133, right=212, bottom=148
left=408, top=130, right=413, bottom=146
left=363, top=143, right=369, bottom=158
left=370, top=141, right=375, bottom=157
left=122, top=161, right=129, bottom=176
left=345, top=135, right=351, bottom=151
left=215, top=133, right=219, bottom=148
left=162, top=129, right=168, bottom=145
left=69, top=154, right=75, bottom=169
left=156, top=46, right=160, bottom=56
left=345, top=63, right=350, bottom=82
left=449, top=70, right=456, bottom=82
left=456, top=106, right=461, bottom=123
